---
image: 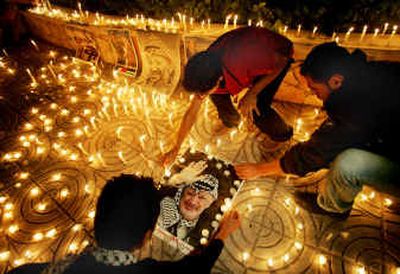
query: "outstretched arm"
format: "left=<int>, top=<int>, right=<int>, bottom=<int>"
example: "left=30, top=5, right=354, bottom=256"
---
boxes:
left=234, top=159, right=284, bottom=179
left=239, top=54, right=290, bottom=124
left=161, top=95, right=204, bottom=166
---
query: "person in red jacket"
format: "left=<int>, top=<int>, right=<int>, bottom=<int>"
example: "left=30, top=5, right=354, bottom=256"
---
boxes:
left=162, top=26, right=294, bottom=166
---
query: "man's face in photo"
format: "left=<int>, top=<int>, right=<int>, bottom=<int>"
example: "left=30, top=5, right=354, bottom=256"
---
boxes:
left=179, top=186, right=215, bottom=221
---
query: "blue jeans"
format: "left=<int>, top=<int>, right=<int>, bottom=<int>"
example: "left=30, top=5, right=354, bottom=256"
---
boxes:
left=318, top=148, right=400, bottom=213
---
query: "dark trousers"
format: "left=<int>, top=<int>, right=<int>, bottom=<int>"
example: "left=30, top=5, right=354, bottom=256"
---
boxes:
left=210, top=60, right=293, bottom=141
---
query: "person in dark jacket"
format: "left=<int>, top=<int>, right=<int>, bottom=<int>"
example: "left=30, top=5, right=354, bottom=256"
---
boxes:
left=235, top=42, right=400, bottom=214
left=7, top=174, right=240, bottom=274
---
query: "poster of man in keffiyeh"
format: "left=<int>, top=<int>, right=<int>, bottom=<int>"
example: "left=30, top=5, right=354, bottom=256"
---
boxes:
left=156, top=150, right=242, bottom=250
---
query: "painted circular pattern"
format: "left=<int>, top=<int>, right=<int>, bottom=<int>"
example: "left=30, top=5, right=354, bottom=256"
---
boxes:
left=214, top=180, right=316, bottom=273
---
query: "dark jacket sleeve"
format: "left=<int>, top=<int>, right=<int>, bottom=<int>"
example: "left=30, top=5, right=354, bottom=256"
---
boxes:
left=280, top=117, right=370, bottom=176
left=153, top=239, right=224, bottom=274
left=6, top=262, right=49, bottom=274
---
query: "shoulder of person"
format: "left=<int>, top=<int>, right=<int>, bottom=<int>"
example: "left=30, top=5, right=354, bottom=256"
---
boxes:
left=6, top=262, right=49, bottom=274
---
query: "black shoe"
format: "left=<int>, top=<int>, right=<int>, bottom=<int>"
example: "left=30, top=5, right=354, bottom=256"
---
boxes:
left=293, top=192, right=351, bottom=219
left=254, top=108, right=293, bottom=142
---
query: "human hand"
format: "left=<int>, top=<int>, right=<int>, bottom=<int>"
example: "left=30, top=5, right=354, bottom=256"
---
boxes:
left=167, top=160, right=208, bottom=187
left=234, top=163, right=265, bottom=179
left=215, top=210, right=240, bottom=241
left=238, top=93, right=260, bottom=126
left=160, top=146, right=179, bottom=167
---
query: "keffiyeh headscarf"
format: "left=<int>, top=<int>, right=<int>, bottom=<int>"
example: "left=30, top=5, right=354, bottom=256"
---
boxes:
left=41, top=246, right=138, bottom=274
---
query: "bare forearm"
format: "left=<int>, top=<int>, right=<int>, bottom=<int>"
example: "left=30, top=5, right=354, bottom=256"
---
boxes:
left=234, top=159, right=285, bottom=179
left=247, top=54, right=289, bottom=97
left=257, top=160, right=284, bottom=176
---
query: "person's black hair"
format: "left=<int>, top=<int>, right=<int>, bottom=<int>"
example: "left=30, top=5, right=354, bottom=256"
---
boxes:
left=300, top=42, right=366, bottom=82
left=183, top=51, right=222, bottom=93
left=94, top=174, right=160, bottom=250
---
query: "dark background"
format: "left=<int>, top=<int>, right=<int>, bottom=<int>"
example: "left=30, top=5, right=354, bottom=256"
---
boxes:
left=41, top=0, right=400, bottom=34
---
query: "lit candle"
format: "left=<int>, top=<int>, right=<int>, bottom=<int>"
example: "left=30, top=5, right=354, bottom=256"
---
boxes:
left=113, top=102, right=119, bottom=117
left=139, top=134, right=146, bottom=149
left=96, top=152, right=106, bottom=166
left=312, top=26, right=318, bottom=37
left=177, top=12, right=182, bottom=26
left=283, top=25, right=288, bottom=35
left=297, top=24, right=302, bottom=36
left=297, top=222, right=304, bottom=230
left=356, top=266, right=366, bottom=274
left=384, top=198, right=393, bottom=207
left=294, top=241, right=303, bottom=250
left=374, top=28, right=379, bottom=37
left=26, top=68, right=37, bottom=85
left=224, top=14, right=232, bottom=29
left=46, top=228, right=57, bottom=238
left=30, top=39, right=40, bottom=51
left=242, top=252, right=250, bottom=262
left=318, top=254, right=327, bottom=265
left=282, top=253, right=290, bottom=262
left=123, top=104, right=129, bottom=115
left=69, top=243, right=78, bottom=252
left=168, top=112, right=174, bottom=126
left=382, top=22, right=389, bottom=35
left=204, top=144, right=211, bottom=154
left=75, top=128, right=84, bottom=137
left=182, top=14, right=187, bottom=31
left=230, top=129, right=237, bottom=141
left=77, top=143, right=88, bottom=156
left=331, top=32, right=337, bottom=41
left=163, top=18, right=167, bottom=30
left=60, top=188, right=69, bottom=198
left=18, top=172, right=30, bottom=180
left=159, top=140, right=165, bottom=153
left=164, top=167, right=171, bottom=177
left=8, top=225, right=19, bottom=234
left=207, top=18, right=211, bottom=29
left=116, top=126, right=123, bottom=139
left=118, top=151, right=126, bottom=164
left=77, top=2, right=84, bottom=17
left=90, top=117, right=97, bottom=130
left=390, top=25, right=398, bottom=40
left=345, top=26, right=354, bottom=41
left=248, top=19, right=252, bottom=26
left=233, top=15, right=238, bottom=28
left=284, top=197, right=291, bottom=206
left=360, top=25, right=368, bottom=41
left=102, top=105, right=110, bottom=120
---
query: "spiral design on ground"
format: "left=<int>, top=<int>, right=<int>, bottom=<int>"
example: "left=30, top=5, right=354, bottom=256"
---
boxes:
left=214, top=180, right=316, bottom=273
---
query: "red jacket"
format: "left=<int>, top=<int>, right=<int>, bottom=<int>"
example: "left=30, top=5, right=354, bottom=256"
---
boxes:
left=208, top=27, right=293, bottom=95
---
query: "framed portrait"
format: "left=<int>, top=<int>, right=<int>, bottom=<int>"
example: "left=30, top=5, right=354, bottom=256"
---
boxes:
left=154, top=150, right=243, bottom=252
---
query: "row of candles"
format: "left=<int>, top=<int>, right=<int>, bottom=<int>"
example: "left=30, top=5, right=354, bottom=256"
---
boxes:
left=30, top=1, right=399, bottom=46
